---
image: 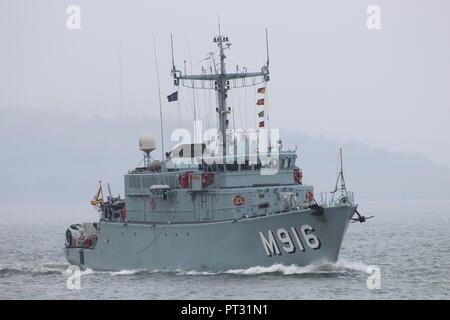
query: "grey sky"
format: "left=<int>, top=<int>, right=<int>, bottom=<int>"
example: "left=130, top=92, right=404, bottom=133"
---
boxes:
left=1, top=0, right=449, bottom=166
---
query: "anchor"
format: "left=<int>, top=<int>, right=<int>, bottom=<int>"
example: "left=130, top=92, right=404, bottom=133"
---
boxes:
left=351, top=208, right=374, bottom=223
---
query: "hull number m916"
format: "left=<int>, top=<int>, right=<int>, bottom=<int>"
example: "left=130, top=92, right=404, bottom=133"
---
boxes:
left=259, top=225, right=320, bottom=256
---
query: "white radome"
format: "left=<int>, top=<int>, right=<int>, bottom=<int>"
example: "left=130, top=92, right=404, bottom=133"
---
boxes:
left=139, top=133, right=156, bottom=153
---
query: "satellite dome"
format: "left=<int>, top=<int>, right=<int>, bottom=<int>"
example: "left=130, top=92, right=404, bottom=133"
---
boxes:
left=139, top=133, right=156, bottom=154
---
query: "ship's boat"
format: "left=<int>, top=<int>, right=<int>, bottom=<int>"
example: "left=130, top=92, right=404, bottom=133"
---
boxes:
left=64, top=27, right=370, bottom=271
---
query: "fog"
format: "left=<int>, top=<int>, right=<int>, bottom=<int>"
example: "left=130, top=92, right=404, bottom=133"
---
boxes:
left=1, top=1, right=449, bottom=205
left=0, top=108, right=449, bottom=205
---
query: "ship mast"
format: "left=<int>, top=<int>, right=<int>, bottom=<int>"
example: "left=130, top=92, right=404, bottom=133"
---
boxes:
left=217, top=22, right=227, bottom=151
left=171, top=25, right=270, bottom=156
left=331, top=148, right=348, bottom=202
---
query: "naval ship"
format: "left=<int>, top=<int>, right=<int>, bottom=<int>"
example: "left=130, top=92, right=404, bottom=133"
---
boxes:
left=64, top=28, right=370, bottom=271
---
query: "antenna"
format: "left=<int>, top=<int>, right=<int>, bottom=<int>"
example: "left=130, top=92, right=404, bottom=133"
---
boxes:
left=186, top=29, right=198, bottom=128
left=152, top=32, right=165, bottom=161
left=265, top=28, right=270, bottom=68
left=170, top=34, right=176, bottom=76
left=338, top=148, right=346, bottom=194
left=118, top=42, right=123, bottom=116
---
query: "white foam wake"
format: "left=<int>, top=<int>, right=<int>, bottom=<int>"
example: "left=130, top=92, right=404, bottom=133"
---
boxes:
left=0, top=263, right=69, bottom=275
left=332, top=259, right=370, bottom=273
left=224, top=259, right=370, bottom=275
left=110, top=269, right=143, bottom=276
left=59, top=259, right=371, bottom=277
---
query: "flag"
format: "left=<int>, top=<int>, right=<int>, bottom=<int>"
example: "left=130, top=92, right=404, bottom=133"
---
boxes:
left=90, top=183, right=104, bottom=206
left=257, top=87, right=266, bottom=94
left=258, top=111, right=264, bottom=117
left=167, top=91, right=178, bottom=102
left=259, top=121, right=265, bottom=128
left=256, top=98, right=265, bottom=105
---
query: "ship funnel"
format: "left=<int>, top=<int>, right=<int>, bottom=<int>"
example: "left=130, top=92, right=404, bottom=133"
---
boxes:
left=139, top=133, right=156, bottom=154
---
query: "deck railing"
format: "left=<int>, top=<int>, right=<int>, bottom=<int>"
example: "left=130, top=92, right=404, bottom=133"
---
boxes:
left=319, top=191, right=355, bottom=208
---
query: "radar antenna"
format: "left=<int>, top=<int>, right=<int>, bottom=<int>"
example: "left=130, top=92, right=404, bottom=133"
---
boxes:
left=171, top=26, right=270, bottom=156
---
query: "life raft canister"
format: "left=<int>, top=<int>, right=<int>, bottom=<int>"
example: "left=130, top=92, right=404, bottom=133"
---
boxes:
left=178, top=171, right=193, bottom=188
left=233, top=194, right=245, bottom=206
left=306, top=191, right=314, bottom=201
left=294, top=168, right=303, bottom=184
left=82, top=236, right=91, bottom=249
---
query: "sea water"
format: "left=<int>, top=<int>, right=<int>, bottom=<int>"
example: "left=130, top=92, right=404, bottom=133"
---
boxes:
left=0, top=200, right=449, bottom=299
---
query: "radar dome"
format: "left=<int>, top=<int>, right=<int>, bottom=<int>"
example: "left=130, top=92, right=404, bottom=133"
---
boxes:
left=139, top=133, right=156, bottom=154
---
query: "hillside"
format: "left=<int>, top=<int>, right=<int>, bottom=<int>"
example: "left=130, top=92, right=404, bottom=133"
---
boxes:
left=0, top=108, right=449, bottom=205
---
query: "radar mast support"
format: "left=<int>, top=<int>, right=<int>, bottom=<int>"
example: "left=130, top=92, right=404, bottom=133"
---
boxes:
left=217, top=21, right=227, bottom=155
left=171, top=26, right=270, bottom=156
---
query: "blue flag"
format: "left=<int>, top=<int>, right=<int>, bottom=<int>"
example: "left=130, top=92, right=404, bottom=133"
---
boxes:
left=167, top=91, right=178, bottom=102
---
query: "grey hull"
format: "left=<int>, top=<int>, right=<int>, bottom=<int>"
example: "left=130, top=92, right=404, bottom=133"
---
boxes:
left=65, top=206, right=355, bottom=272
